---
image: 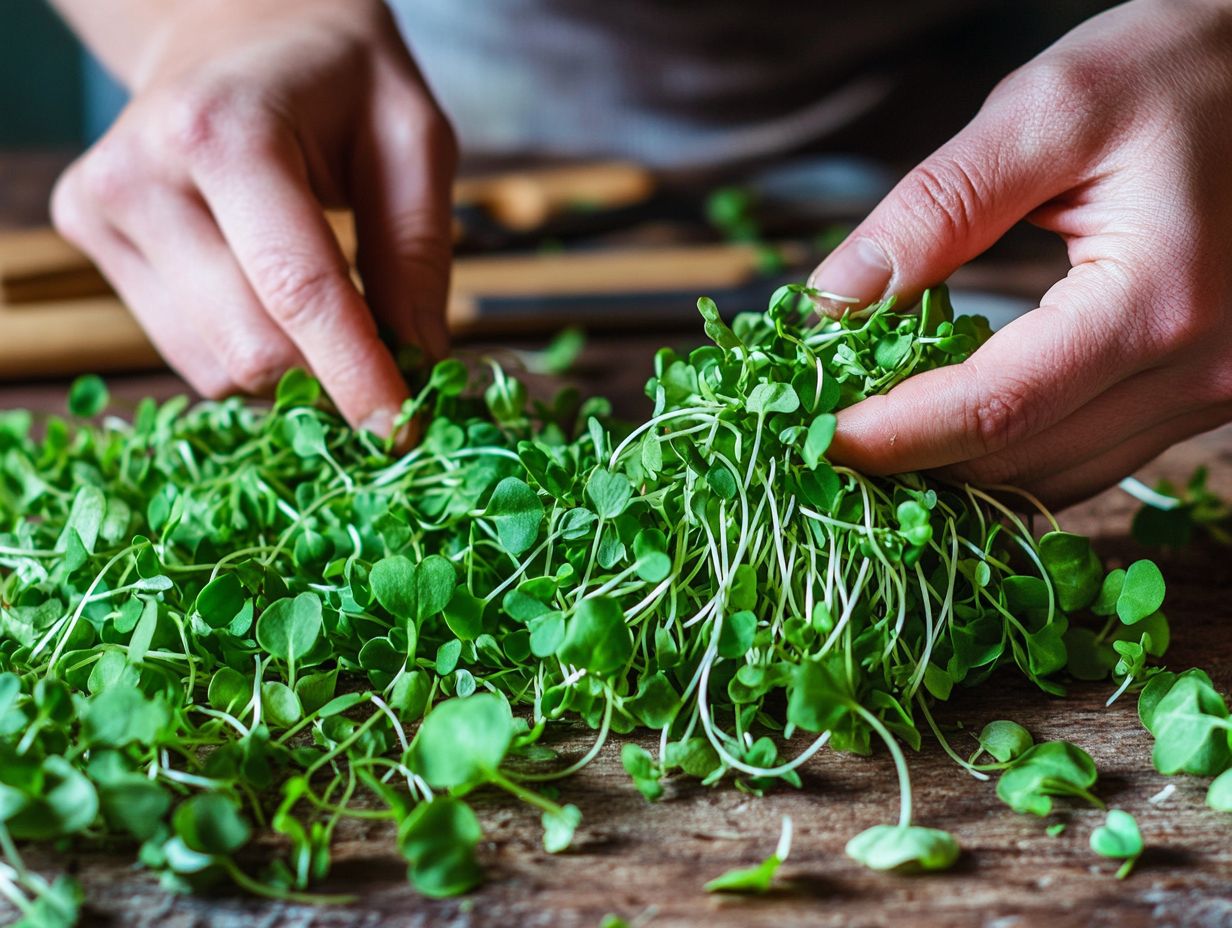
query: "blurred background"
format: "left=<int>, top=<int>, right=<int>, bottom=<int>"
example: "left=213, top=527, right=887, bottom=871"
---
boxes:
left=1, top=0, right=123, bottom=149
left=1, top=0, right=1101, bottom=388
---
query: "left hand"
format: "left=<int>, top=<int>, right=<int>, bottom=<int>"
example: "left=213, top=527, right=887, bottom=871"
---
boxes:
left=808, top=0, right=1232, bottom=506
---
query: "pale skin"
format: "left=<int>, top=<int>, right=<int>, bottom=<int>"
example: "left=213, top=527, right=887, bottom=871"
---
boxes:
left=51, top=0, right=1232, bottom=504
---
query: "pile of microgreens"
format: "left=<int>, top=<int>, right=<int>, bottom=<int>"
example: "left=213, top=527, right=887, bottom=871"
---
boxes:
left=0, top=284, right=1225, bottom=925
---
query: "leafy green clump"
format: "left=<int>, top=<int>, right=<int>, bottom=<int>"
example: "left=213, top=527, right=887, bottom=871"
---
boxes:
left=1125, top=469, right=1232, bottom=549
left=0, top=283, right=1181, bottom=916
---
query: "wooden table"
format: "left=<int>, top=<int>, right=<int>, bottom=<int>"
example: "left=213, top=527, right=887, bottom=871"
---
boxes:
left=3, top=154, right=1231, bottom=928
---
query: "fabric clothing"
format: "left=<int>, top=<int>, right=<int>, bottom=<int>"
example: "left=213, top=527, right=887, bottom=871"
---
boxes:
left=387, top=1, right=989, bottom=169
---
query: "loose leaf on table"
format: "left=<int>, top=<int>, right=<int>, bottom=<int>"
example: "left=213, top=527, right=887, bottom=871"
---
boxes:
left=976, top=720, right=1034, bottom=764
left=705, top=816, right=793, bottom=893
left=995, top=741, right=1101, bottom=816
left=845, top=825, right=959, bottom=873
left=1089, top=809, right=1143, bottom=879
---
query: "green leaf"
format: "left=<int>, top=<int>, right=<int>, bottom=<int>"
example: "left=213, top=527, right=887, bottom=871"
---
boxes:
left=586, top=468, right=633, bottom=520
left=67, top=374, right=109, bottom=417
left=528, top=612, right=566, bottom=658
left=787, top=659, right=851, bottom=733
left=704, top=855, right=782, bottom=894
left=620, top=743, right=663, bottom=801
left=207, top=667, right=251, bottom=715
left=1089, top=809, right=1142, bottom=878
left=398, top=797, right=484, bottom=897
left=98, top=778, right=172, bottom=841
left=995, top=741, right=1100, bottom=816
left=746, top=382, right=800, bottom=416
left=802, top=414, right=837, bottom=469
left=4, top=757, right=98, bottom=840
left=705, top=816, right=792, bottom=892
left=557, top=597, right=633, bottom=677
left=1091, top=569, right=1125, bottom=616
left=1116, top=560, right=1165, bottom=625
left=484, top=477, right=545, bottom=555
left=633, top=529, right=671, bottom=582
left=542, top=803, right=581, bottom=853
left=1148, top=673, right=1231, bottom=775
left=845, top=825, right=959, bottom=873
left=82, top=685, right=169, bottom=748
left=195, top=573, right=247, bottom=629
left=978, top=720, right=1033, bottom=764
left=173, top=793, right=252, bottom=855
left=429, top=359, right=469, bottom=396
left=275, top=368, right=321, bottom=409
left=873, top=332, right=913, bottom=369
left=717, top=610, right=757, bottom=659
left=1039, top=532, right=1102, bottom=612
left=371, top=555, right=456, bottom=627
left=56, top=486, right=105, bottom=556
left=697, top=296, right=742, bottom=350
left=444, top=587, right=485, bottom=640
left=1206, top=768, right=1232, bottom=812
left=409, top=694, right=514, bottom=788
left=261, top=681, right=304, bottom=729
left=256, top=592, right=323, bottom=666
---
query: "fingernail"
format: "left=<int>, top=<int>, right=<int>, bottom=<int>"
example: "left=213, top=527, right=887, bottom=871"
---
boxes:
left=807, top=238, right=893, bottom=312
left=360, top=408, right=397, bottom=438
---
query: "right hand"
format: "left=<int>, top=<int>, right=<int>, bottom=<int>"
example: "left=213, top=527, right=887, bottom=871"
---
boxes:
left=51, top=0, right=456, bottom=436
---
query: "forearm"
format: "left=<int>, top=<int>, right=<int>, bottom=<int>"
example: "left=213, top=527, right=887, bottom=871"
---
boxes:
left=47, top=0, right=186, bottom=88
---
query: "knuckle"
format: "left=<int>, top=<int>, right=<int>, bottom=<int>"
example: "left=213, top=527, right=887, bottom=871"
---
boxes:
left=77, top=141, right=138, bottom=208
left=221, top=342, right=295, bottom=394
left=990, top=56, right=1106, bottom=151
left=250, top=253, right=342, bottom=329
left=896, top=156, right=984, bottom=246
left=49, top=169, right=92, bottom=245
left=963, top=377, right=1036, bottom=458
left=163, top=85, right=268, bottom=164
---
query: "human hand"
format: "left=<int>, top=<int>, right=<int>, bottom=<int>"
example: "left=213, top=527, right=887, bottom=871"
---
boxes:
left=51, top=0, right=456, bottom=436
left=808, top=0, right=1232, bottom=505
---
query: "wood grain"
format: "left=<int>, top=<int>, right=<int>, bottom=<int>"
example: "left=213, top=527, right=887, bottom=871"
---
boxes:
left=2, top=347, right=1231, bottom=928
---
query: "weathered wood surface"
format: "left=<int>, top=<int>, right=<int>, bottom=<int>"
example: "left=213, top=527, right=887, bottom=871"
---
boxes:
left=3, top=346, right=1232, bottom=928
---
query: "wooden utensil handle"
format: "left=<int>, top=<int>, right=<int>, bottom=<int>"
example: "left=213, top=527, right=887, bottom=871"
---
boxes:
left=0, top=162, right=655, bottom=304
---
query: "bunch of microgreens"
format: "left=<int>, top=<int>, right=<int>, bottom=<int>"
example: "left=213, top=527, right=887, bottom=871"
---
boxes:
left=0, top=284, right=1225, bottom=925
left=1124, top=467, right=1232, bottom=549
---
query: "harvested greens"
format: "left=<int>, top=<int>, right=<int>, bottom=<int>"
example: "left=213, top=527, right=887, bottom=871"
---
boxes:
left=0, top=284, right=1219, bottom=922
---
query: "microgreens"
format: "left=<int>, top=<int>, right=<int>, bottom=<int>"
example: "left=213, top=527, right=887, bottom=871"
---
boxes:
left=1089, top=809, right=1143, bottom=879
left=0, top=282, right=1208, bottom=920
left=705, top=815, right=792, bottom=893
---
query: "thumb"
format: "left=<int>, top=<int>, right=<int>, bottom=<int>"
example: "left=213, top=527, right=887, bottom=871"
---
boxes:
left=807, top=104, right=1063, bottom=311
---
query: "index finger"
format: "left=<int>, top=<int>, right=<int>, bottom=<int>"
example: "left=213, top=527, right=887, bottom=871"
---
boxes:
left=191, top=127, right=410, bottom=435
left=828, top=267, right=1139, bottom=474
